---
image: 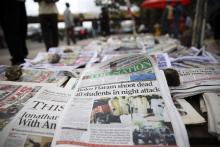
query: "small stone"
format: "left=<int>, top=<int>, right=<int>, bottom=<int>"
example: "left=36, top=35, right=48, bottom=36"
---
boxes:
left=163, top=68, right=180, bottom=86
left=63, top=48, right=73, bottom=53
left=5, top=66, right=22, bottom=81
left=48, top=53, right=60, bottom=64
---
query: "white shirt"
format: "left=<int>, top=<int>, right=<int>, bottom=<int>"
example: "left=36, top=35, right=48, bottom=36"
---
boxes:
left=64, top=7, right=74, bottom=28
left=38, top=1, right=58, bottom=15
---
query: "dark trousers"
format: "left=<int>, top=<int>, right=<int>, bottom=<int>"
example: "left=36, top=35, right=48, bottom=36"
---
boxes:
left=0, top=0, right=28, bottom=65
left=39, top=14, right=59, bottom=51
left=66, top=27, right=76, bottom=45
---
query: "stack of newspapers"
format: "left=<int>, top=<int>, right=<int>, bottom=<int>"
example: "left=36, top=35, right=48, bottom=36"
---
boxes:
left=169, top=46, right=219, bottom=68
left=0, top=54, right=190, bottom=147
left=1, top=34, right=220, bottom=147
left=172, top=99, right=205, bottom=124
left=170, top=67, right=220, bottom=99
left=52, top=54, right=189, bottom=147
left=23, top=46, right=97, bottom=69
left=201, top=93, right=220, bottom=141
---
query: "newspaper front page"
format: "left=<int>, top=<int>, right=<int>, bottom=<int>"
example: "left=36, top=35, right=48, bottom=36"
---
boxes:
left=0, top=81, right=44, bottom=133
left=52, top=54, right=189, bottom=147
left=0, top=87, right=73, bottom=147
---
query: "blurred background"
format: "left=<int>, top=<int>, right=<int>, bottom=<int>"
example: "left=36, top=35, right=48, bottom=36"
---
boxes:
left=0, top=0, right=220, bottom=64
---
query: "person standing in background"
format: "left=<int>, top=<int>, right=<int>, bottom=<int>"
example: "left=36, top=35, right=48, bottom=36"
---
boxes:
left=100, top=7, right=110, bottom=36
left=180, top=14, right=192, bottom=47
left=162, top=2, right=174, bottom=37
left=64, top=2, right=76, bottom=45
left=0, top=0, right=28, bottom=65
left=173, top=2, right=185, bottom=38
left=209, top=7, right=220, bottom=46
left=92, top=20, right=98, bottom=37
left=34, top=0, right=59, bottom=51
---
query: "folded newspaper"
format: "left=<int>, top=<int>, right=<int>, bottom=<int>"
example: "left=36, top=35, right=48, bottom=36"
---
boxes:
left=0, top=81, right=44, bottom=134
left=0, top=67, right=69, bottom=86
left=23, top=49, right=96, bottom=69
left=52, top=54, right=189, bottom=147
left=139, top=35, right=180, bottom=55
left=170, top=67, right=220, bottom=99
left=202, top=92, right=220, bottom=141
left=169, top=46, right=219, bottom=68
left=172, top=99, right=205, bottom=124
left=0, top=86, right=74, bottom=147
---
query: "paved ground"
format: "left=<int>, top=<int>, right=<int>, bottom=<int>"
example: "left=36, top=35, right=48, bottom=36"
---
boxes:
left=0, top=38, right=92, bottom=65
left=0, top=40, right=49, bottom=65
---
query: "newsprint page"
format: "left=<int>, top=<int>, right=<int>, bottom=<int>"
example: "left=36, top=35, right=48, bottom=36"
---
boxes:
left=52, top=54, right=189, bottom=147
left=0, top=81, right=44, bottom=135
left=0, top=86, right=74, bottom=147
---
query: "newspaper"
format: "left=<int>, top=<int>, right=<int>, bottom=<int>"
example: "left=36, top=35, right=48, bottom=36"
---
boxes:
left=170, top=47, right=219, bottom=68
left=52, top=54, right=189, bottom=147
left=136, top=35, right=156, bottom=50
left=199, top=97, right=207, bottom=114
left=64, top=78, right=79, bottom=90
left=101, top=54, right=122, bottom=62
left=0, top=81, right=44, bottom=133
left=23, top=49, right=97, bottom=69
left=168, top=46, right=199, bottom=59
left=170, top=67, right=220, bottom=98
left=0, top=65, right=8, bottom=81
left=151, top=53, right=172, bottom=69
left=20, top=68, right=68, bottom=85
left=172, top=99, right=205, bottom=124
left=1, top=67, right=70, bottom=86
left=144, top=36, right=179, bottom=55
left=0, top=87, right=73, bottom=147
left=171, top=53, right=218, bottom=64
left=101, top=36, right=143, bottom=56
left=0, top=65, right=9, bottom=81
left=48, top=46, right=82, bottom=54
left=171, top=60, right=219, bottom=69
left=202, top=92, right=220, bottom=141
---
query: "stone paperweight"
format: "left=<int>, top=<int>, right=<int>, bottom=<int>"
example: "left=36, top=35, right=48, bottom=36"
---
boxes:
left=48, top=53, right=61, bottom=64
left=163, top=68, right=180, bottom=86
left=5, top=66, right=22, bottom=81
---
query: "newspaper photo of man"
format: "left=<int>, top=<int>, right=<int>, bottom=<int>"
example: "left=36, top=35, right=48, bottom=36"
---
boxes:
left=132, top=121, right=176, bottom=145
left=90, top=94, right=165, bottom=124
left=90, top=98, right=121, bottom=124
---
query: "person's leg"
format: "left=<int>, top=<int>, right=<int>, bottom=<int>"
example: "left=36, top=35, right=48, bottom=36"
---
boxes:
left=0, top=1, right=26, bottom=65
left=39, top=15, right=51, bottom=51
left=66, top=28, right=70, bottom=45
left=173, top=22, right=179, bottom=39
left=19, top=1, right=28, bottom=57
left=50, top=14, right=59, bottom=47
left=162, top=21, right=168, bottom=34
left=168, top=20, right=173, bottom=37
left=214, top=12, right=220, bottom=46
left=70, top=26, right=76, bottom=44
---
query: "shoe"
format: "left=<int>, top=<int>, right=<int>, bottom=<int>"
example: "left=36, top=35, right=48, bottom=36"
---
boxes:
left=11, top=59, right=25, bottom=66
